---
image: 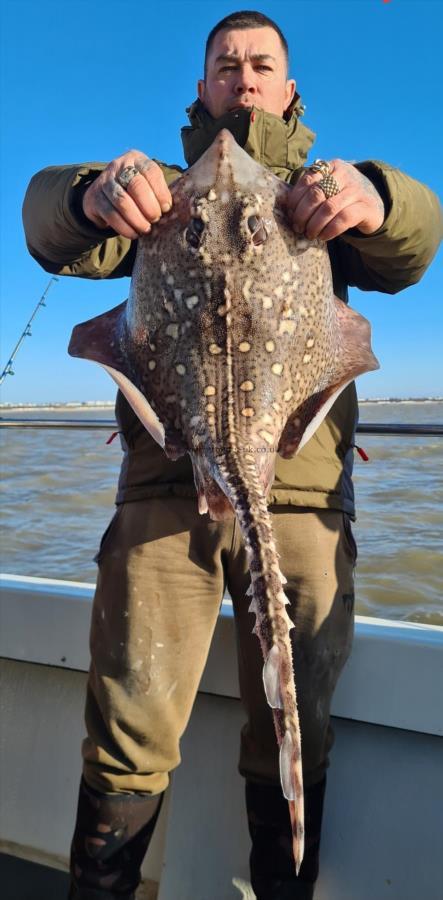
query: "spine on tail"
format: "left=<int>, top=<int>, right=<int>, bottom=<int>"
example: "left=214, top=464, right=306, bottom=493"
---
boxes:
left=214, top=446, right=305, bottom=873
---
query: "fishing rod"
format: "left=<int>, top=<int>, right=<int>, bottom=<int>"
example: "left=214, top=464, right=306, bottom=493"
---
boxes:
left=0, top=277, right=59, bottom=386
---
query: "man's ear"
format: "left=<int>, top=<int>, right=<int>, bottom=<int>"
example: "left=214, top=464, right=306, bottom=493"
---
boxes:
left=284, top=79, right=297, bottom=113
left=197, top=80, right=205, bottom=103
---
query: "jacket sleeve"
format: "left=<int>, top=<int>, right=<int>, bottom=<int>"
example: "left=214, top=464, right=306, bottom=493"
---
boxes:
left=335, top=161, right=442, bottom=294
left=22, top=161, right=183, bottom=280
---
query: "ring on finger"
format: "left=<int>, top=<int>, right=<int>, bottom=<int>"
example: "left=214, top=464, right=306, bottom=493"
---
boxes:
left=317, top=174, right=341, bottom=199
left=308, top=158, right=331, bottom=177
left=117, top=165, right=139, bottom=190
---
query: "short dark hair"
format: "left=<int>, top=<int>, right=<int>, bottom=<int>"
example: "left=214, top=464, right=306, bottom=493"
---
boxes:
left=204, top=10, right=289, bottom=76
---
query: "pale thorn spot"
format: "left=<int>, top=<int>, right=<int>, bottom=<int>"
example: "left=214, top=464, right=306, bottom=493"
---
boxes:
left=240, top=380, right=254, bottom=392
left=306, top=338, right=315, bottom=348
left=189, top=269, right=197, bottom=277
left=217, top=304, right=228, bottom=317
left=174, top=288, right=183, bottom=301
left=274, top=285, right=284, bottom=299
left=299, top=305, right=308, bottom=317
left=206, top=402, right=215, bottom=413
left=271, top=363, right=283, bottom=376
left=185, top=295, right=199, bottom=309
left=259, top=429, right=274, bottom=445
left=205, top=269, right=213, bottom=278
left=166, top=274, right=174, bottom=285
left=221, top=254, right=231, bottom=264
left=202, top=251, right=212, bottom=265
left=166, top=323, right=179, bottom=340
left=204, top=283, right=212, bottom=299
left=190, top=415, right=202, bottom=427
left=209, top=343, right=222, bottom=355
left=148, top=360, right=156, bottom=371
left=207, top=189, right=217, bottom=201
left=265, top=340, right=275, bottom=353
left=282, top=307, right=294, bottom=319
left=226, top=312, right=232, bottom=326
left=149, top=342, right=156, bottom=352
left=239, top=341, right=251, bottom=353
left=263, top=296, right=273, bottom=310
left=220, top=190, right=230, bottom=204
left=242, top=278, right=253, bottom=301
left=180, top=398, right=187, bottom=409
left=165, top=394, right=176, bottom=404
left=293, top=417, right=301, bottom=427
left=160, top=262, right=167, bottom=274
left=262, top=413, right=274, bottom=426
left=283, top=388, right=293, bottom=402
left=224, top=287, right=232, bottom=302
left=241, top=407, right=255, bottom=417
left=282, top=271, right=291, bottom=283
left=176, top=364, right=186, bottom=376
left=207, top=415, right=216, bottom=426
left=204, top=385, right=216, bottom=396
left=278, top=320, right=296, bottom=336
left=200, top=208, right=209, bottom=223
left=295, top=371, right=301, bottom=381
left=303, top=354, right=312, bottom=364
left=291, top=260, right=300, bottom=273
left=164, top=301, right=174, bottom=316
left=310, top=307, right=316, bottom=317
left=155, top=642, right=164, bottom=648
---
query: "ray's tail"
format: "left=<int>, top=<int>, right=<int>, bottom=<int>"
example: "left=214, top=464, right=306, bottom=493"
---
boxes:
left=213, top=445, right=305, bottom=873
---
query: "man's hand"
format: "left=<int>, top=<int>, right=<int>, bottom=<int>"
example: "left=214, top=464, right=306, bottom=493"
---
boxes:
left=82, top=151, right=173, bottom=239
left=286, top=159, right=385, bottom=241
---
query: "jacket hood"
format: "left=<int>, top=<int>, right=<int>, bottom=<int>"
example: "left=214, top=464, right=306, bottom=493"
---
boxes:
left=181, top=97, right=316, bottom=184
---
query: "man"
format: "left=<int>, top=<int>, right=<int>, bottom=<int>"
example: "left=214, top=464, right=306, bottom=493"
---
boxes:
left=22, top=10, right=441, bottom=900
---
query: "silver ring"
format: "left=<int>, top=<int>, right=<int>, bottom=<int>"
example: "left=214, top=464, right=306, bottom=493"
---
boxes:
left=117, top=165, right=139, bottom=190
left=309, top=159, right=331, bottom=177
left=317, top=174, right=340, bottom=199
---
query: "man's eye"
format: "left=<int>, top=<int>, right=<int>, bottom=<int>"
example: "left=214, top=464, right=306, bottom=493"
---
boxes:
left=220, top=65, right=236, bottom=72
left=257, top=65, right=272, bottom=71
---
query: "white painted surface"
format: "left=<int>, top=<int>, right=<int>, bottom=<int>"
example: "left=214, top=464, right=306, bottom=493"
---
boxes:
left=0, top=658, right=171, bottom=887
left=1, top=573, right=442, bottom=735
left=1, top=575, right=443, bottom=898
left=159, top=694, right=443, bottom=900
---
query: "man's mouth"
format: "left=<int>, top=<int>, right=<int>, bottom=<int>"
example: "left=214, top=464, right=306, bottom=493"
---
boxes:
left=228, top=103, right=253, bottom=112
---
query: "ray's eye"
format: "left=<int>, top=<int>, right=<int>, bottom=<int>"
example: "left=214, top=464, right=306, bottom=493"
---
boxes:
left=186, top=217, right=205, bottom=248
left=248, top=215, right=268, bottom=246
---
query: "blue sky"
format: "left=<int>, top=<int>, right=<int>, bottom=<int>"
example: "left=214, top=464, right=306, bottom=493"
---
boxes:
left=0, top=0, right=441, bottom=403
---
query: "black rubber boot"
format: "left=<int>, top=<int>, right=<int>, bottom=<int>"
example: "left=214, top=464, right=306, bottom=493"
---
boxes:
left=246, top=776, right=326, bottom=900
left=68, top=777, right=163, bottom=899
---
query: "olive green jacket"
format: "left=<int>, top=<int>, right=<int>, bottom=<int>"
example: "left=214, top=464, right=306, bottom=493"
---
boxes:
left=22, top=101, right=442, bottom=515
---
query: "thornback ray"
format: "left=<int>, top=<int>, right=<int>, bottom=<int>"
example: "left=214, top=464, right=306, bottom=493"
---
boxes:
left=68, top=127, right=379, bottom=872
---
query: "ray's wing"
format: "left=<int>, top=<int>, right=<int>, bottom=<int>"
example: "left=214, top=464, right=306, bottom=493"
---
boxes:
left=279, top=298, right=379, bottom=458
left=68, top=302, right=166, bottom=449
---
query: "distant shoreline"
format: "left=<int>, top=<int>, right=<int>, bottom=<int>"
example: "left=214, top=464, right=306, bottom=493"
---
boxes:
left=1, top=398, right=442, bottom=412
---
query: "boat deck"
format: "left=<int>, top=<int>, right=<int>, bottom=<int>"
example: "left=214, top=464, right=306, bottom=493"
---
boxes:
left=1, top=852, right=70, bottom=900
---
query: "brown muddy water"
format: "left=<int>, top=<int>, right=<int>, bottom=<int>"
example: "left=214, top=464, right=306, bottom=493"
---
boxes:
left=0, top=401, right=442, bottom=625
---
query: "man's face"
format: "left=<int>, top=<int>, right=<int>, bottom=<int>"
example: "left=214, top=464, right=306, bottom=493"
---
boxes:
left=198, top=26, right=296, bottom=120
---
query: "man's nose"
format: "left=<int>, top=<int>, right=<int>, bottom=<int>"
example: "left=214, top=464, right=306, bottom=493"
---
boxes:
left=233, top=65, right=257, bottom=94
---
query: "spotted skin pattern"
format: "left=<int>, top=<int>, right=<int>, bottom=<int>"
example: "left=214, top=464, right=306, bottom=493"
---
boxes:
left=69, top=129, right=379, bottom=872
